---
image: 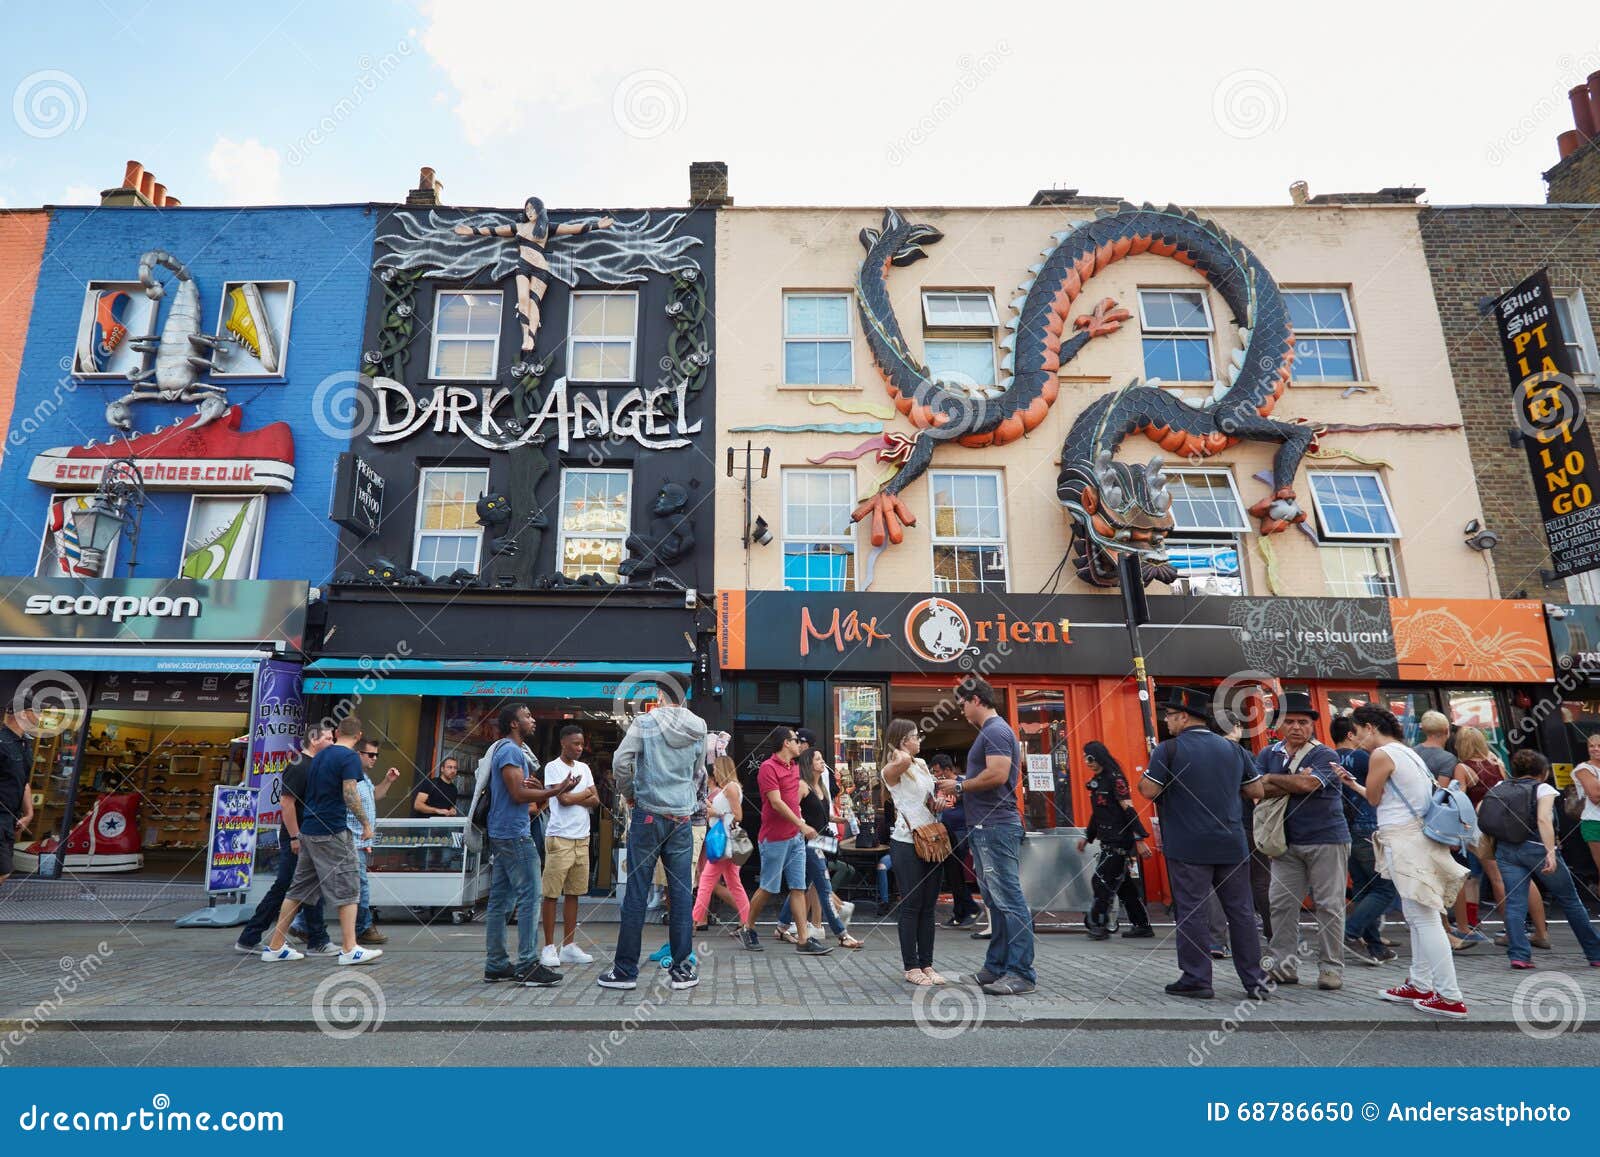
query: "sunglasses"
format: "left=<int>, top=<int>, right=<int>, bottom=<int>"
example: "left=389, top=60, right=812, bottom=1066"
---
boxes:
left=360, top=750, right=379, bottom=758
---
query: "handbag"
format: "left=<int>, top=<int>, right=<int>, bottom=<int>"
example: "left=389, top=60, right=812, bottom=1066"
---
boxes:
left=911, top=821, right=952, bottom=863
left=704, top=819, right=728, bottom=862
left=1565, top=763, right=1598, bottom=820
left=727, top=822, right=754, bottom=864
left=1253, top=741, right=1318, bottom=858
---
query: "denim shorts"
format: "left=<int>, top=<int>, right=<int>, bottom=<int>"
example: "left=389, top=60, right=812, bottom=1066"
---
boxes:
left=758, top=835, right=807, bottom=893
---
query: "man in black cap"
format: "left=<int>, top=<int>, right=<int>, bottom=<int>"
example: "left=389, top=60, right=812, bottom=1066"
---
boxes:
left=1138, top=686, right=1268, bottom=999
left=1254, top=690, right=1349, bottom=990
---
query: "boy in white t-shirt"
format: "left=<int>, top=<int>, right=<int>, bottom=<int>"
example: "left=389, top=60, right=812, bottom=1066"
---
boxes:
left=540, top=724, right=599, bottom=967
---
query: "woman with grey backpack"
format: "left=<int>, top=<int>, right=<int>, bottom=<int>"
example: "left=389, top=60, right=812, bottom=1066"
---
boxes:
left=1479, top=750, right=1600, bottom=971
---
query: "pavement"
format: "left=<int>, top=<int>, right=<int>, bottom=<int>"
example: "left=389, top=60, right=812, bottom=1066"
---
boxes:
left=2, top=912, right=1598, bottom=1041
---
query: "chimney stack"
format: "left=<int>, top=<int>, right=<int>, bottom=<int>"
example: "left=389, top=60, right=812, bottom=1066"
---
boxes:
left=689, top=161, right=731, bottom=207
left=1289, top=180, right=1310, bottom=205
left=100, top=159, right=178, bottom=207
left=1569, top=86, right=1596, bottom=140
left=1546, top=71, right=1600, bottom=203
left=406, top=166, right=444, bottom=207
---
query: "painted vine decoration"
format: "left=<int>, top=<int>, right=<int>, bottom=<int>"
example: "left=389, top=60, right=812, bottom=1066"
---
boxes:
left=360, top=267, right=423, bottom=380
left=659, top=269, right=711, bottom=418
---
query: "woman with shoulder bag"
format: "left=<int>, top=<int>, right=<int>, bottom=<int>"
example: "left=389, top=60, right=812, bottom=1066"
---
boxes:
left=692, top=756, right=751, bottom=932
left=776, top=748, right=863, bottom=949
left=882, top=719, right=951, bottom=985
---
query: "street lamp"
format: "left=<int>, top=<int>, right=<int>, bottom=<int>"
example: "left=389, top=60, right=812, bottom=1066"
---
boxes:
left=75, top=458, right=147, bottom=577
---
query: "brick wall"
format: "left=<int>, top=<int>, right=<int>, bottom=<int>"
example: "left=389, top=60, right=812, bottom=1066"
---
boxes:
left=0, top=210, right=50, bottom=470
left=1418, top=206, right=1600, bottom=597
left=1546, top=143, right=1600, bottom=204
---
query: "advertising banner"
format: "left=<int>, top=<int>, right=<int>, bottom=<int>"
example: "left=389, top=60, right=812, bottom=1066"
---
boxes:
left=205, top=785, right=258, bottom=893
left=249, top=658, right=304, bottom=854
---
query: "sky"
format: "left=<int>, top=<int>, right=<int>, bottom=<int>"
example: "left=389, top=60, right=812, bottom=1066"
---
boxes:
left=2, top=0, right=1599, bottom=211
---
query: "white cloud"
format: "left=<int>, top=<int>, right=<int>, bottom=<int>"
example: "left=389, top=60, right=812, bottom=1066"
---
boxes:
left=208, top=136, right=282, bottom=203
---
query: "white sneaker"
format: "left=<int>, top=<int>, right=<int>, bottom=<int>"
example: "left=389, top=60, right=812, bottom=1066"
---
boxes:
left=261, top=944, right=303, bottom=962
left=838, top=901, right=855, bottom=928
left=560, top=943, right=594, bottom=965
left=540, top=944, right=561, bottom=968
left=308, top=943, right=343, bottom=956
left=338, top=946, right=382, bottom=966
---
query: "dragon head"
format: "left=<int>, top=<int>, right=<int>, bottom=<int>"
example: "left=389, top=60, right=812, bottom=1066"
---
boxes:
left=1059, top=450, right=1178, bottom=587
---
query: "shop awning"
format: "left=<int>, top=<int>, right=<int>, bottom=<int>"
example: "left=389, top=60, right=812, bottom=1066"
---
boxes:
left=301, top=659, right=694, bottom=699
left=0, top=647, right=273, bottom=674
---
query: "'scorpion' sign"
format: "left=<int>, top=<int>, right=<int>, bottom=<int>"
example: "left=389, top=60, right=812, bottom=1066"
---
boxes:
left=1493, top=269, right=1600, bottom=578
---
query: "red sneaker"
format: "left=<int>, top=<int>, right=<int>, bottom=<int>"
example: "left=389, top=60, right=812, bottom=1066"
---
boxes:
left=1379, top=982, right=1434, bottom=1004
left=29, top=405, right=295, bottom=493
left=1413, top=994, right=1468, bottom=1019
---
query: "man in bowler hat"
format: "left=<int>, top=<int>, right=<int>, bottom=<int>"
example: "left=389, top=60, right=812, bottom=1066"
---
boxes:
left=1139, top=686, right=1269, bottom=999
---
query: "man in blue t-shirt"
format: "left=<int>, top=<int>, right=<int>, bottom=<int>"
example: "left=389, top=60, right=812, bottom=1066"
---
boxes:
left=262, top=716, right=381, bottom=966
left=481, top=702, right=579, bottom=987
left=1255, top=692, right=1350, bottom=990
left=1333, top=715, right=1396, bottom=964
left=935, top=677, right=1034, bottom=996
left=1140, top=686, right=1269, bottom=1000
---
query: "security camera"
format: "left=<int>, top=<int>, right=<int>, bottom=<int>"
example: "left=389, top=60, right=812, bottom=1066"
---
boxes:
left=1464, top=520, right=1500, bottom=552
left=750, top=516, right=773, bottom=546
left=684, top=587, right=698, bottom=609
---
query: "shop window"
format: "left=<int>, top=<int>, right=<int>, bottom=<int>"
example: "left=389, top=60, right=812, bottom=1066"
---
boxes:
left=180, top=495, right=266, bottom=580
left=36, top=493, right=119, bottom=578
left=931, top=470, right=1008, bottom=593
left=1380, top=688, right=1437, bottom=746
left=1565, top=569, right=1600, bottom=606
left=558, top=467, right=632, bottom=581
left=782, top=468, right=857, bottom=591
left=783, top=293, right=854, bottom=385
left=1166, top=539, right=1245, bottom=596
left=1165, top=470, right=1248, bottom=595
left=922, top=291, right=998, bottom=328
left=1017, top=688, right=1072, bottom=829
left=832, top=685, right=885, bottom=834
left=428, top=290, right=502, bottom=380
left=1447, top=687, right=1510, bottom=766
left=568, top=291, right=638, bottom=382
left=1285, top=289, right=1359, bottom=382
left=1554, top=291, right=1598, bottom=380
left=1138, top=288, right=1213, bottom=382
left=925, top=339, right=997, bottom=388
left=1319, top=543, right=1400, bottom=597
left=413, top=467, right=489, bottom=580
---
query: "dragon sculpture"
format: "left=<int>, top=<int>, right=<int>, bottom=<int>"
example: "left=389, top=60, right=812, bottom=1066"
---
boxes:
left=850, top=204, right=1312, bottom=587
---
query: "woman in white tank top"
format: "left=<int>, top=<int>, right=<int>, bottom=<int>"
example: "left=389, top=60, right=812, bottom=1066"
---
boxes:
left=1344, top=706, right=1471, bottom=1020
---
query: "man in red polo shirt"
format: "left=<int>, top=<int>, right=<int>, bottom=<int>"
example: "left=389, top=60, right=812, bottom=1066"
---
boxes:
left=738, top=728, right=828, bottom=954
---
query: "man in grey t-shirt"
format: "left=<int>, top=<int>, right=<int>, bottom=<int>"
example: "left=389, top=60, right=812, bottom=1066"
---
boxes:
left=1413, top=711, right=1460, bottom=788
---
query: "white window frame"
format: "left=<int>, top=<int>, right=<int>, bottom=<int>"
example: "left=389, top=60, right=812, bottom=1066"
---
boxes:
left=36, top=493, right=120, bottom=577
left=781, top=468, right=858, bottom=592
left=70, top=280, right=157, bottom=380
left=428, top=289, right=503, bottom=381
left=1284, top=287, right=1360, bottom=382
left=556, top=467, right=634, bottom=580
left=566, top=290, right=639, bottom=383
left=1137, top=287, right=1215, bottom=382
left=783, top=292, right=855, bottom=386
left=921, top=291, right=998, bottom=328
left=210, top=279, right=296, bottom=379
left=179, top=493, right=266, bottom=579
left=411, top=466, right=490, bottom=578
left=1307, top=470, right=1402, bottom=541
left=1165, top=536, right=1247, bottom=595
left=924, top=338, right=998, bottom=387
left=929, top=469, right=1010, bottom=593
left=1319, top=543, right=1402, bottom=598
left=1167, top=468, right=1249, bottom=533
left=1555, top=290, right=1599, bottom=381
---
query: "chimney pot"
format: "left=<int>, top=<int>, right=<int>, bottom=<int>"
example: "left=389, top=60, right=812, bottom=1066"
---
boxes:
left=123, top=160, right=144, bottom=191
left=406, top=166, right=445, bottom=206
left=1289, top=180, right=1310, bottom=205
left=1570, top=86, right=1597, bottom=139
left=151, top=183, right=166, bottom=207
left=1588, top=71, right=1600, bottom=134
left=165, top=196, right=180, bottom=207
left=1558, top=129, right=1583, bottom=160
left=138, top=171, right=155, bottom=199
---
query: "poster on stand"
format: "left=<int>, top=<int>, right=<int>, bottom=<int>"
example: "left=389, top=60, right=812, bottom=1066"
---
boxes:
left=250, top=658, right=305, bottom=854
left=206, top=785, right=258, bottom=893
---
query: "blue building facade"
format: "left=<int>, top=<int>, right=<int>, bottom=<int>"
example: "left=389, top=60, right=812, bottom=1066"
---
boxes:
left=0, top=203, right=375, bottom=876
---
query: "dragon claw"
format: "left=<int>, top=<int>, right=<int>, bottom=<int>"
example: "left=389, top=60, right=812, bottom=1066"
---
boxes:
left=1074, top=297, right=1132, bottom=339
left=851, top=491, right=916, bottom=547
left=1248, top=488, right=1306, bottom=534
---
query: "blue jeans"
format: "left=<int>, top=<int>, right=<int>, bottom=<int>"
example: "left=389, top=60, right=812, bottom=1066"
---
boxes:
left=1497, top=839, right=1600, bottom=964
left=778, top=846, right=846, bottom=936
left=970, top=825, right=1035, bottom=984
left=240, top=839, right=328, bottom=950
left=355, top=848, right=373, bottom=935
left=613, top=812, right=693, bottom=980
left=485, top=835, right=543, bottom=971
left=1344, top=832, right=1395, bottom=951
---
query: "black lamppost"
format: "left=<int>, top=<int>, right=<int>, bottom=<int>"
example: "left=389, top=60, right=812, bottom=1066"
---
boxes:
left=73, top=458, right=147, bottom=576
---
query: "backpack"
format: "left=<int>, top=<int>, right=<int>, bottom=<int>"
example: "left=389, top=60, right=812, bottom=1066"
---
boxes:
left=1477, top=778, right=1541, bottom=845
left=470, top=739, right=511, bottom=833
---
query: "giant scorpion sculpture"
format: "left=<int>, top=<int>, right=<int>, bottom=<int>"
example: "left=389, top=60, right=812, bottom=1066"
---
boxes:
left=849, top=204, right=1311, bottom=587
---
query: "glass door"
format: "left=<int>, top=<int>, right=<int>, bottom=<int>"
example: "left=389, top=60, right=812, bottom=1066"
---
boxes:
left=1015, top=687, right=1070, bottom=829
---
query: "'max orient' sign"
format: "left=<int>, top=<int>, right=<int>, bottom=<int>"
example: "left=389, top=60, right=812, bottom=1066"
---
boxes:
left=369, top=375, right=702, bottom=451
left=1493, top=269, right=1600, bottom=579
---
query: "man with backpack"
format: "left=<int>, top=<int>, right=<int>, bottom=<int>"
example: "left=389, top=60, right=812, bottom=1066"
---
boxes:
left=1481, top=750, right=1600, bottom=970
left=481, top=703, right=578, bottom=986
